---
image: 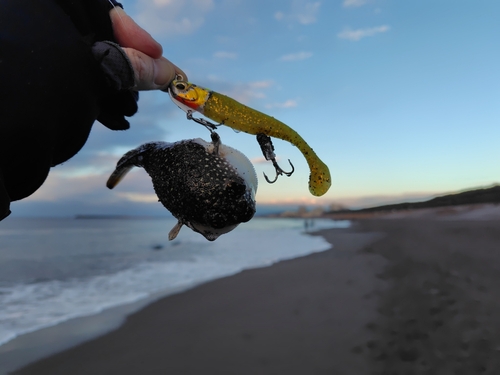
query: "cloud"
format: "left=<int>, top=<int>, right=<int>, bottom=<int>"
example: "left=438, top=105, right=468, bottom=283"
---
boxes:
left=265, top=100, right=298, bottom=109
left=337, top=25, right=390, bottom=41
left=133, top=0, right=214, bottom=36
left=50, top=94, right=179, bottom=182
left=250, top=156, right=290, bottom=165
left=275, top=1, right=321, bottom=25
left=230, top=81, right=273, bottom=103
left=205, top=76, right=274, bottom=104
left=26, top=90, right=184, bottom=211
left=342, top=0, right=368, bottom=7
left=18, top=156, right=165, bottom=216
left=26, top=173, right=111, bottom=203
left=274, top=11, right=285, bottom=21
left=247, top=81, right=273, bottom=89
left=213, top=51, right=238, bottom=59
left=117, top=192, right=158, bottom=203
left=250, top=156, right=268, bottom=164
left=12, top=167, right=166, bottom=217
left=280, top=51, right=313, bottom=61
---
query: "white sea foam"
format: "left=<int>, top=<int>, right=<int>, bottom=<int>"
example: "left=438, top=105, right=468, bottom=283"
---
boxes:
left=0, top=218, right=349, bottom=347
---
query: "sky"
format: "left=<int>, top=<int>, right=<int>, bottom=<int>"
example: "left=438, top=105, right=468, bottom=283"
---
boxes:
left=12, top=0, right=500, bottom=217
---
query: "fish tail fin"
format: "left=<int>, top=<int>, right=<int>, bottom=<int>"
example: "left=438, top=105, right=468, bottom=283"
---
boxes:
left=106, top=164, right=136, bottom=189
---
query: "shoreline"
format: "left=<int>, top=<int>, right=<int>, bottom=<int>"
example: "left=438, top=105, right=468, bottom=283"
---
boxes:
left=0, top=220, right=355, bottom=375
left=4, top=223, right=382, bottom=374
left=0, top=286, right=193, bottom=375
left=8, top=217, right=500, bottom=374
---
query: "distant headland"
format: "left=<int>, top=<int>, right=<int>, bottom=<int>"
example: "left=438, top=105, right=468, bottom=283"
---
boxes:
left=268, top=184, right=500, bottom=219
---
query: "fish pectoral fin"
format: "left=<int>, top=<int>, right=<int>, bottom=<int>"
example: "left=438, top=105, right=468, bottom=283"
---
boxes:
left=106, top=164, right=135, bottom=189
left=168, top=220, right=184, bottom=240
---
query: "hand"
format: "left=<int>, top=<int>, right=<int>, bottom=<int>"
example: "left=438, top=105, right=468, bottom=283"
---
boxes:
left=109, top=7, right=187, bottom=91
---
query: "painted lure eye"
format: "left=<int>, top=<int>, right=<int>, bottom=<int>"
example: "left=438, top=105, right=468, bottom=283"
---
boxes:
left=175, top=82, right=186, bottom=90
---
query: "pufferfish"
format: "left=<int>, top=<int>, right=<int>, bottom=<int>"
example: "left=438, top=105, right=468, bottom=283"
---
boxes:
left=106, top=133, right=257, bottom=241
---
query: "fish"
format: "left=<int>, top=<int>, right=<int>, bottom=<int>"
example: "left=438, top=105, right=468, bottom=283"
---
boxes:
left=106, top=134, right=258, bottom=241
left=168, top=80, right=331, bottom=197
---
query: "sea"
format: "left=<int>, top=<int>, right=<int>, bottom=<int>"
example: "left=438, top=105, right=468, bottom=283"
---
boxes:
left=0, top=216, right=349, bottom=349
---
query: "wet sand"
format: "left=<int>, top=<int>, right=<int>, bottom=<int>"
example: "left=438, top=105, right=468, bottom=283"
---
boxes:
left=11, top=217, right=500, bottom=374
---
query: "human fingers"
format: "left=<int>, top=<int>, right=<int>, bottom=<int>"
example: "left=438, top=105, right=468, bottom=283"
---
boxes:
left=110, top=7, right=162, bottom=59
left=122, top=48, right=187, bottom=91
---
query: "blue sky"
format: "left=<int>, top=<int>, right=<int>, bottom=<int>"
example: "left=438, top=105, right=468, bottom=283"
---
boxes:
left=12, top=0, right=500, bottom=216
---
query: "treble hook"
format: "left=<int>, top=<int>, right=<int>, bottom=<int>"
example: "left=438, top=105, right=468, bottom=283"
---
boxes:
left=256, top=133, right=295, bottom=184
left=186, top=110, right=219, bottom=132
left=265, top=159, right=295, bottom=184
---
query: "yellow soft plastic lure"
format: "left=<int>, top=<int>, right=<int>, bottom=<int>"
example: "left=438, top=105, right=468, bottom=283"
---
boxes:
left=168, top=80, right=331, bottom=197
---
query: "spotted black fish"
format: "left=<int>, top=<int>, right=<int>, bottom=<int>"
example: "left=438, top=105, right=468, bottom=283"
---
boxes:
left=107, top=134, right=257, bottom=241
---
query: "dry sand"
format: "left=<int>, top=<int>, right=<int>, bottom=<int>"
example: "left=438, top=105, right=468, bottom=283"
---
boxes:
left=10, top=214, right=500, bottom=374
left=357, top=219, right=500, bottom=374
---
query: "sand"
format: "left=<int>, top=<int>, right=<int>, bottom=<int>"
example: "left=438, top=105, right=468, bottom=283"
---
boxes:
left=10, top=216, right=500, bottom=374
left=356, top=219, right=500, bottom=374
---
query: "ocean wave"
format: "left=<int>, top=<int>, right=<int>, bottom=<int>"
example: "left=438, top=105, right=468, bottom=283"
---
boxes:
left=0, top=218, right=348, bottom=347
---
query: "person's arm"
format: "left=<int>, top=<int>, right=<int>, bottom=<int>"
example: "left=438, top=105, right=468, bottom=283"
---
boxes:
left=0, top=0, right=186, bottom=220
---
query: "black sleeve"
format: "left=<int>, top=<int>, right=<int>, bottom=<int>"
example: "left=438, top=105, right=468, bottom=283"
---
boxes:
left=0, top=0, right=138, bottom=219
left=56, top=0, right=139, bottom=131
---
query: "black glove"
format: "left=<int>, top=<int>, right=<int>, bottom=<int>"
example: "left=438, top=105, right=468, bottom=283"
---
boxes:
left=92, top=40, right=138, bottom=130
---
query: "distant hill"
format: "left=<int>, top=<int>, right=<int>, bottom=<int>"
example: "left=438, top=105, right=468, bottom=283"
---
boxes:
left=329, top=185, right=500, bottom=214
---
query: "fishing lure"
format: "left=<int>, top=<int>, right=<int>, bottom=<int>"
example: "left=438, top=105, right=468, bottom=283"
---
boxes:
left=168, top=79, right=331, bottom=197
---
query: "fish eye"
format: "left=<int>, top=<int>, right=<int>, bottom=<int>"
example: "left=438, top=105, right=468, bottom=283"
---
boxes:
left=175, top=83, right=186, bottom=90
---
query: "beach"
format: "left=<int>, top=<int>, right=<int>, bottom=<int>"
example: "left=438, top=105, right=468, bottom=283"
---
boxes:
left=8, top=211, right=500, bottom=374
